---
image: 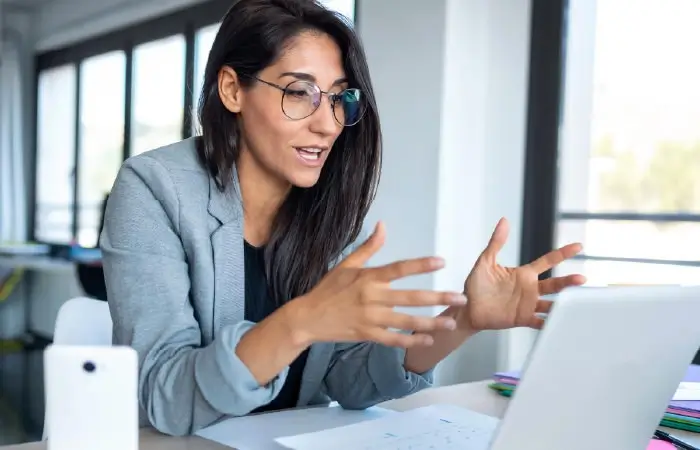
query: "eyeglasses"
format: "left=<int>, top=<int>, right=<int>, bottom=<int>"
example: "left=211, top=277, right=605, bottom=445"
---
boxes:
left=247, top=75, right=366, bottom=126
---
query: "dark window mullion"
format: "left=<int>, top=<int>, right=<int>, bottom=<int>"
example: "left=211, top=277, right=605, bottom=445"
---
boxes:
left=29, top=64, right=40, bottom=241
left=519, top=0, right=567, bottom=277
left=124, top=43, right=134, bottom=161
left=71, top=62, right=82, bottom=242
left=183, top=24, right=195, bottom=139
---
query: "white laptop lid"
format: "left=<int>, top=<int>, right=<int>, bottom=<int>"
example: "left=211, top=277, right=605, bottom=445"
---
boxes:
left=490, top=285, right=700, bottom=450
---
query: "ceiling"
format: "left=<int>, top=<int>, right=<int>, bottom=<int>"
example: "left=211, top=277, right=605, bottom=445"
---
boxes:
left=0, top=0, right=56, bottom=10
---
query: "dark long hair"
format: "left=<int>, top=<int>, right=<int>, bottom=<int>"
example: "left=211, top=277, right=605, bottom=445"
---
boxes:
left=197, top=0, right=382, bottom=304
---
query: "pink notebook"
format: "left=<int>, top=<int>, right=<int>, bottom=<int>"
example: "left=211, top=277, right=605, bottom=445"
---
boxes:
left=647, top=439, right=677, bottom=449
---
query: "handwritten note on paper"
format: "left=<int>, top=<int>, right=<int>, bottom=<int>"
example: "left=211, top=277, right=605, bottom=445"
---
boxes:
left=673, top=382, right=700, bottom=401
left=275, top=404, right=500, bottom=450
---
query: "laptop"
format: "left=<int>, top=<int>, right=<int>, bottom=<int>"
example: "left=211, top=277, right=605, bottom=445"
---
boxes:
left=274, top=285, right=700, bottom=449
left=488, top=285, right=700, bottom=449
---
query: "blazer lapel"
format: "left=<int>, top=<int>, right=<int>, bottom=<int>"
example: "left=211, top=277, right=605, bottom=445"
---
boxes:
left=297, top=342, right=335, bottom=405
left=207, top=174, right=245, bottom=336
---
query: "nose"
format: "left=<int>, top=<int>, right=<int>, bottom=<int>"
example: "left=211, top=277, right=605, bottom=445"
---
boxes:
left=309, top=95, right=341, bottom=136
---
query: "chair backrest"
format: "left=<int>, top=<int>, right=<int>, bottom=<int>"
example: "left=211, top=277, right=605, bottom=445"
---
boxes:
left=52, top=296, right=113, bottom=346
left=43, top=297, right=113, bottom=440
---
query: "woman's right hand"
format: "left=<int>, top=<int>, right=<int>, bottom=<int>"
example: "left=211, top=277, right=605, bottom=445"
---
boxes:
left=290, top=222, right=468, bottom=348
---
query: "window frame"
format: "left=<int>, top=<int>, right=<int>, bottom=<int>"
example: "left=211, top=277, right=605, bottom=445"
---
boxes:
left=30, top=0, right=233, bottom=244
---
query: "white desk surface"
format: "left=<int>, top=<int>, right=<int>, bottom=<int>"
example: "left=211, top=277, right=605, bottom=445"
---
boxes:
left=0, top=256, right=75, bottom=273
left=3, top=380, right=698, bottom=449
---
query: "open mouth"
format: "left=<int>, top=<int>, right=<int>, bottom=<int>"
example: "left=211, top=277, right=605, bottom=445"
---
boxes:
left=296, top=147, right=323, bottom=161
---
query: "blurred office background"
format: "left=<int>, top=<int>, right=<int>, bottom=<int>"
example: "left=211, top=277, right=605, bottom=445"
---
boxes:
left=1, top=0, right=699, bottom=444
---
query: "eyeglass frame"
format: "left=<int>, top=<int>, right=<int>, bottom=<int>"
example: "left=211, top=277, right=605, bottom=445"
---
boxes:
left=242, top=74, right=365, bottom=126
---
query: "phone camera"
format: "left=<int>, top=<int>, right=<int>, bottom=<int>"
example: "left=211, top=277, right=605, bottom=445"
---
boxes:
left=83, top=361, right=96, bottom=373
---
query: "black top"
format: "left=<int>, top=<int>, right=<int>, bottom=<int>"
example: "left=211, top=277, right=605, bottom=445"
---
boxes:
left=243, top=241, right=309, bottom=413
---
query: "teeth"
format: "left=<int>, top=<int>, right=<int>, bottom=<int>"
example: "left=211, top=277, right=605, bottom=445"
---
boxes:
left=297, top=148, right=322, bottom=160
left=299, top=152, right=320, bottom=160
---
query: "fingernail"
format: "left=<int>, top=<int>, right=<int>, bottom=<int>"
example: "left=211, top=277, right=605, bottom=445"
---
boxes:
left=431, top=257, right=445, bottom=268
left=443, top=318, right=457, bottom=330
left=452, top=294, right=467, bottom=304
left=423, top=336, right=434, bottom=345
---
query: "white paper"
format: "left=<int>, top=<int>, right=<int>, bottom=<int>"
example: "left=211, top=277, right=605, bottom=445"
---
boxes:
left=195, top=404, right=394, bottom=450
left=673, top=382, right=700, bottom=401
left=275, top=404, right=500, bottom=450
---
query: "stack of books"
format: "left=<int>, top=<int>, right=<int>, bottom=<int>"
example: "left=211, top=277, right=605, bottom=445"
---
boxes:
left=489, top=365, right=700, bottom=433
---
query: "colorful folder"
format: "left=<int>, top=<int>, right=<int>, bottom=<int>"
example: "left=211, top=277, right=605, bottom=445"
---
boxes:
left=489, top=365, right=700, bottom=433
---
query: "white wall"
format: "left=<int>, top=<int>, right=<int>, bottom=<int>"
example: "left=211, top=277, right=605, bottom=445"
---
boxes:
left=1, top=6, right=34, bottom=238
left=1, top=7, right=37, bottom=338
left=359, top=0, right=534, bottom=384
left=21, top=0, right=535, bottom=381
left=0, top=7, right=46, bottom=435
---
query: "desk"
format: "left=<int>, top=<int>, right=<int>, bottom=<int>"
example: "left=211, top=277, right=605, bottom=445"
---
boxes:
left=3, top=380, right=699, bottom=449
left=1, top=256, right=91, bottom=437
left=383, top=380, right=700, bottom=447
left=0, top=256, right=75, bottom=274
left=0, top=255, right=82, bottom=340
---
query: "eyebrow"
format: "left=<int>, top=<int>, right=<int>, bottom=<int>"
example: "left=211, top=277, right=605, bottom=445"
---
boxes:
left=279, top=71, right=348, bottom=86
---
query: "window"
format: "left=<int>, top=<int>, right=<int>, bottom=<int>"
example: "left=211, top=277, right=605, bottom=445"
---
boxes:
left=192, top=23, right=220, bottom=135
left=78, top=51, right=126, bottom=247
left=518, top=0, right=700, bottom=367
left=34, top=65, right=77, bottom=243
left=32, top=0, right=356, bottom=245
left=319, top=0, right=356, bottom=22
left=33, top=1, right=230, bottom=245
left=131, top=35, right=186, bottom=156
left=554, top=0, right=700, bottom=286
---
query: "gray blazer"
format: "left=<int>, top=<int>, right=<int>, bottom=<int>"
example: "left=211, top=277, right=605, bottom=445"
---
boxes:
left=100, top=137, right=433, bottom=436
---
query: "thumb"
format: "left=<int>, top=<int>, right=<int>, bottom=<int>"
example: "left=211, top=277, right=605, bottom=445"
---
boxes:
left=481, top=217, right=509, bottom=262
left=339, top=222, right=385, bottom=268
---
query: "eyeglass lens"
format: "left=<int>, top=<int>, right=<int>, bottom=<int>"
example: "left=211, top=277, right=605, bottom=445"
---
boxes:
left=282, top=80, right=366, bottom=126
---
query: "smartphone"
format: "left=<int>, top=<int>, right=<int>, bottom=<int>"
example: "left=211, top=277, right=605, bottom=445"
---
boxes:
left=44, top=345, right=139, bottom=450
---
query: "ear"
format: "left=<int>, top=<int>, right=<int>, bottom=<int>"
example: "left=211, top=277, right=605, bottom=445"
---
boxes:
left=218, top=66, right=243, bottom=113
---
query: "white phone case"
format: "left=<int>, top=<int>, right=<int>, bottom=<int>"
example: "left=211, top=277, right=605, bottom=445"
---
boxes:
left=44, top=345, right=139, bottom=450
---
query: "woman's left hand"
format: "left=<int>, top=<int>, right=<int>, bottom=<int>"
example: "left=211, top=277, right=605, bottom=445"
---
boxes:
left=459, top=217, right=586, bottom=332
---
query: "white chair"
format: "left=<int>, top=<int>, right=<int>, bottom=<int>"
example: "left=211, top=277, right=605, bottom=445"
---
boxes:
left=42, top=296, right=113, bottom=439
left=52, top=297, right=113, bottom=346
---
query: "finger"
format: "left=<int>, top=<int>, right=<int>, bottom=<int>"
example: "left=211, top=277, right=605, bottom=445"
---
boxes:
left=527, top=315, right=546, bottom=330
left=528, top=242, right=583, bottom=274
left=538, top=274, right=586, bottom=295
left=339, top=222, right=385, bottom=268
left=364, top=328, right=435, bottom=348
left=380, top=290, right=467, bottom=307
left=481, top=217, right=509, bottom=262
left=370, top=257, right=445, bottom=281
left=535, top=299, right=553, bottom=314
left=379, top=311, right=457, bottom=333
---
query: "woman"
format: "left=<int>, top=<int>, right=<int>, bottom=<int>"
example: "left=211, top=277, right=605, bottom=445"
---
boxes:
left=101, top=0, right=585, bottom=437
